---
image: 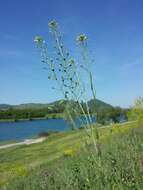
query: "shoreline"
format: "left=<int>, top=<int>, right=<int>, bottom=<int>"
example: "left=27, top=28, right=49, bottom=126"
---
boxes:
left=0, top=118, right=49, bottom=123
left=0, top=114, right=63, bottom=123
left=0, top=137, right=46, bottom=150
left=0, top=121, right=135, bottom=150
left=0, top=113, right=96, bottom=123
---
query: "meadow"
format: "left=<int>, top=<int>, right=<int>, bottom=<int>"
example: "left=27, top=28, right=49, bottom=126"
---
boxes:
left=0, top=121, right=143, bottom=189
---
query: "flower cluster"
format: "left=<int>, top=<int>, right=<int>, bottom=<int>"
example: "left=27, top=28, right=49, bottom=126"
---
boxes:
left=76, top=34, right=87, bottom=44
left=48, top=20, right=58, bottom=31
left=34, top=35, right=43, bottom=43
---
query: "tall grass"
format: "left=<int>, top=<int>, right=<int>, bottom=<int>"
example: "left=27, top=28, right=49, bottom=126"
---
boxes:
left=5, top=124, right=143, bottom=190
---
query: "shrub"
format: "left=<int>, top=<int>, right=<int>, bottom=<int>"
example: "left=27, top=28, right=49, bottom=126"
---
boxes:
left=128, top=97, right=143, bottom=126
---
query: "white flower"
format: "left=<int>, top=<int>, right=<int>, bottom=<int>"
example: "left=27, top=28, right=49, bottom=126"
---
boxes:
left=76, top=34, right=87, bottom=43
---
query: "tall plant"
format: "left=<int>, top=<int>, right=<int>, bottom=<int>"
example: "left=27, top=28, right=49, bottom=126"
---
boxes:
left=34, top=20, right=100, bottom=155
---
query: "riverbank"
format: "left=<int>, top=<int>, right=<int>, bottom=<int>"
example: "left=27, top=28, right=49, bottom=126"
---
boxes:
left=0, top=113, right=63, bottom=122
left=0, top=121, right=138, bottom=187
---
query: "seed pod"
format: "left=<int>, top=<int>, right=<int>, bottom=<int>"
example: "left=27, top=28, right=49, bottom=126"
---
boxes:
left=34, top=35, right=43, bottom=43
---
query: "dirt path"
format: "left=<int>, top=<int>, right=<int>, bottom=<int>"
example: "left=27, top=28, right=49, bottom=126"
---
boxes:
left=0, top=137, right=46, bottom=150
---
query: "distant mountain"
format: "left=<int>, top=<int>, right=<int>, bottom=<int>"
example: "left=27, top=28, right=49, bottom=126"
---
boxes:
left=0, top=99, right=112, bottom=111
left=88, top=99, right=113, bottom=112
left=0, top=104, right=12, bottom=110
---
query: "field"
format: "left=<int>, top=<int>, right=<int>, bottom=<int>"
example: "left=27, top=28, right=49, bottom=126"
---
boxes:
left=0, top=121, right=143, bottom=189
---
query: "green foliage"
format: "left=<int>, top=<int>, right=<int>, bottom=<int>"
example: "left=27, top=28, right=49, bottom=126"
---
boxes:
left=4, top=123, right=143, bottom=190
left=97, top=107, right=128, bottom=124
left=0, top=100, right=67, bottom=120
left=128, top=97, right=143, bottom=125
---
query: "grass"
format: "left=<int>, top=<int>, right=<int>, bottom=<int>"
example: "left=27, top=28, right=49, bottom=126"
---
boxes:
left=0, top=140, right=17, bottom=146
left=0, top=121, right=142, bottom=189
left=0, top=130, right=84, bottom=186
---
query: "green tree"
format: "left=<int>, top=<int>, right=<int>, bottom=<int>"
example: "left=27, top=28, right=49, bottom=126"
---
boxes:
left=128, top=97, right=143, bottom=126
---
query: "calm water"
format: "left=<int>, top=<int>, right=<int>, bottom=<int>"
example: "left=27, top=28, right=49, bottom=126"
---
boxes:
left=0, top=117, right=95, bottom=141
left=0, top=119, right=69, bottom=142
left=0, top=116, right=96, bottom=142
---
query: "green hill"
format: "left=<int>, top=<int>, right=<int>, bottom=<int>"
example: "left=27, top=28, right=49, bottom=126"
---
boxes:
left=0, top=99, right=117, bottom=121
left=88, top=99, right=113, bottom=112
left=0, top=99, right=112, bottom=111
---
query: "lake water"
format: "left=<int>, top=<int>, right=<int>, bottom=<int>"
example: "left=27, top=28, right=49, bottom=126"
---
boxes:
left=0, top=119, right=69, bottom=142
left=0, top=116, right=96, bottom=142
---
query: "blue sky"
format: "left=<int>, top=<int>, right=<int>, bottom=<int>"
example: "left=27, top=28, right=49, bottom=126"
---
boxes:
left=0, top=0, right=143, bottom=107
